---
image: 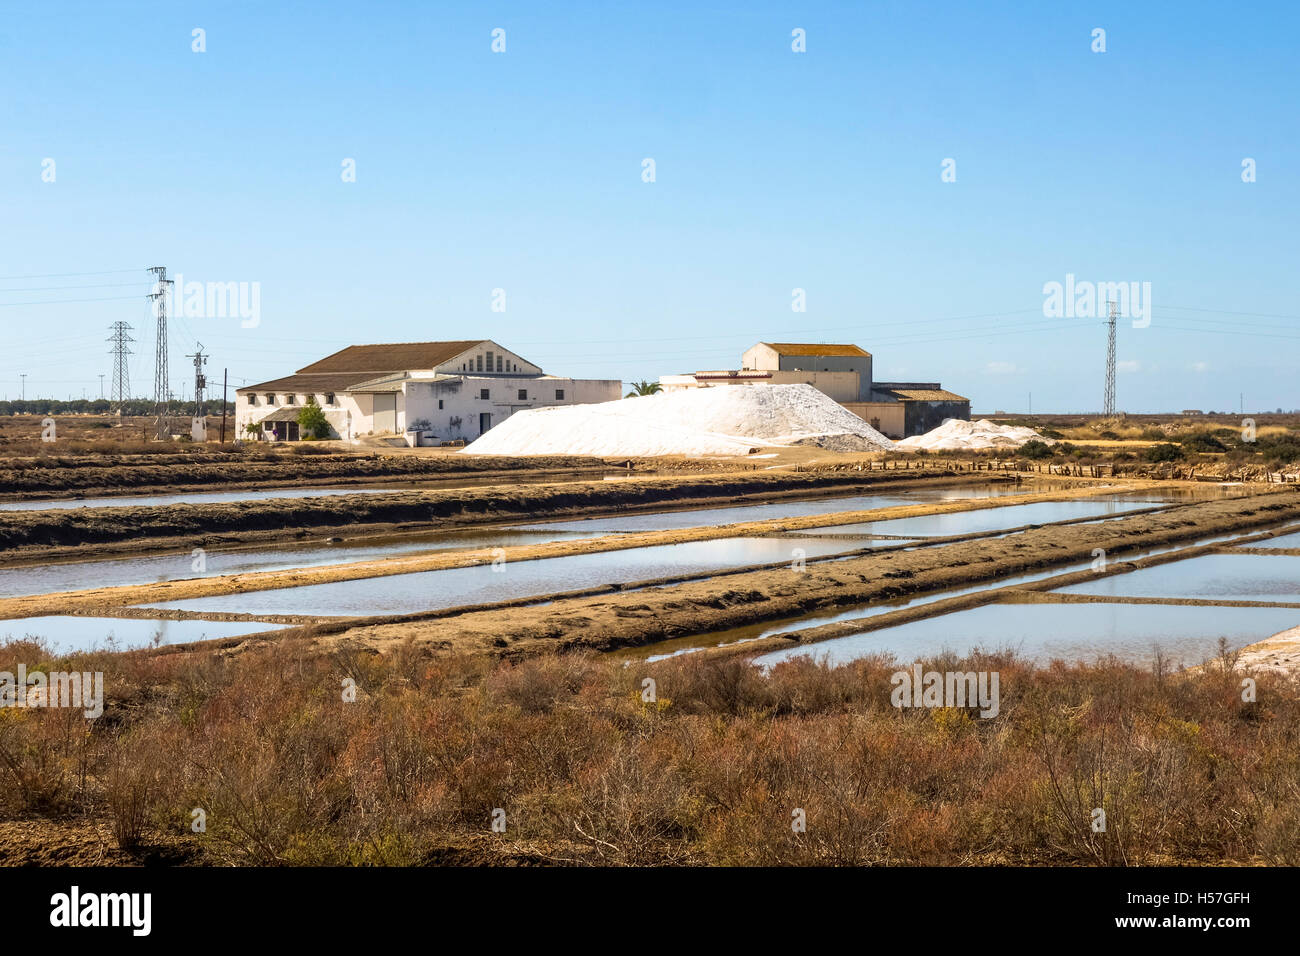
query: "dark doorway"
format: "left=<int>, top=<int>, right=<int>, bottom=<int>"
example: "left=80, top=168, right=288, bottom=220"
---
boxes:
left=479, top=412, right=492, bottom=435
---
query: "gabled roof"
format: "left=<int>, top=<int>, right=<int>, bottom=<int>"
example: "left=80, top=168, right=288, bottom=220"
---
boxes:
left=758, top=342, right=871, bottom=357
left=297, top=341, right=485, bottom=375
left=241, top=341, right=523, bottom=393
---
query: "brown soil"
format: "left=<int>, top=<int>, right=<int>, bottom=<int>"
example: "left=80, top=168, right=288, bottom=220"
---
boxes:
left=0, top=451, right=624, bottom=500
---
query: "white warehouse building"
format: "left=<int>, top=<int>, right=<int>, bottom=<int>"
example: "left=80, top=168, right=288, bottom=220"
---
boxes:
left=236, top=340, right=622, bottom=443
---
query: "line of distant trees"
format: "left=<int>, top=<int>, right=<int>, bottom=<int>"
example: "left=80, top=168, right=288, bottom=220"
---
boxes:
left=0, top=399, right=228, bottom=416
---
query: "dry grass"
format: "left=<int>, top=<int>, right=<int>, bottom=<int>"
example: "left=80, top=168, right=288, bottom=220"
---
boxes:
left=1, top=636, right=1297, bottom=865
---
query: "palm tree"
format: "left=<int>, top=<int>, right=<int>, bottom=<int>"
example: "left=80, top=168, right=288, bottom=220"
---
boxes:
left=625, top=380, right=662, bottom=398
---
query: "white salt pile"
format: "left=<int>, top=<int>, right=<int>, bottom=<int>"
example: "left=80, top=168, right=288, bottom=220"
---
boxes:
left=895, top=418, right=1049, bottom=452
left=462, top=384, right=895, bottom=457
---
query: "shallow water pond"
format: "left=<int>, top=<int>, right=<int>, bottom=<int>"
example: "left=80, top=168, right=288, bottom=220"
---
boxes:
left=817, top=497, right=1154, bottom=538
left=1055, top=552, right=1300, bottom=603
left=0, top=486, right=408, bottom=512
left=148, top=536, right=906, bottom=617
left=0, top=529, right=599, bottom=599
left=511, top=485, right=1034, bottom=533
left=0, top=616, right=288, bottom=653
left=753, top=601, right=1300, bottom=670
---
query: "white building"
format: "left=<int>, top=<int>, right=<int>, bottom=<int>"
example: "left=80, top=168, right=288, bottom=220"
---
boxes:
left=236, top=340, right=621, bottom=443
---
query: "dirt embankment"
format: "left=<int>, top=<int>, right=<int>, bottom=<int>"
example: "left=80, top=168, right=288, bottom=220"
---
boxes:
left=0, top=469, right=992, bottom=561
left=302, top=491, right=1300, bottom=659
left=0, top=452, right=623, bottom=500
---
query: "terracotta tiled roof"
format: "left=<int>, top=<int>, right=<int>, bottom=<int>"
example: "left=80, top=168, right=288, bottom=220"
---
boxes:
left=879, top=387, right=970, bottom=402
left=296, top=341, right=484, bottom=374
left=758, top=342, right=870, bottom=357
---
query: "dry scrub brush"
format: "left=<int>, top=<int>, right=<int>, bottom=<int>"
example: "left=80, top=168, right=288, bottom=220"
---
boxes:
left=1, top=636, right=1297, bottom=865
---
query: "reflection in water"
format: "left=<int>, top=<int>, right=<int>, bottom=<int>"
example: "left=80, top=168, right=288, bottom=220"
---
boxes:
left=149, top=536, right=906, bottom=617
left=753, top=601, right=1300, bottom=670
left=0, top=616, right=288, bottom=653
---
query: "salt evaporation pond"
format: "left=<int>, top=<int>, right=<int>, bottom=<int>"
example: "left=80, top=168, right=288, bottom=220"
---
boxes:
left=1055, top=552, right=1300, bottom=603
left=0, top=529, right=599, bottom=599
left=148, top=536, right=908, bottom=617
left=816, top=497, right=1153, bottom=538
left=513, top=484, right=1034, bottom=534
left=0, top=616, right=288, bottom=653
left=1251, top=529, right=1300, bottom=549
left=753, top=602, right=1300, bottom=670
left=0, top=486, right=407, bottom=512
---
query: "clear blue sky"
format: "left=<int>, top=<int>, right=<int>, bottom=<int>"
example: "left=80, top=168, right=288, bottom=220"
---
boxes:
left=1, top=0, right=1296, bottom=413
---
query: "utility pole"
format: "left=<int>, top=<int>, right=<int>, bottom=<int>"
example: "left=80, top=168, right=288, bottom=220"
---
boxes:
left=187, top=343, right=208, bottom=417
left=19, top=374, right=25, bottom=401
left=148, top=266, right=173, bottom=439
left=107, top=320, right=134, bottom=412
left=186, top=343, right=209, bottom=441
left=220, top=367, right=229, bottom=443
left=98, top=375, right=105, bottom=399
left=1103, top=299, right=1117, bottom=417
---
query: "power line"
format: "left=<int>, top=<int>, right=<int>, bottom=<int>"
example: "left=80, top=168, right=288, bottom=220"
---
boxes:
left=0, top=268, right=142, bottom=280
left=0, top=282, right=148, bottom=293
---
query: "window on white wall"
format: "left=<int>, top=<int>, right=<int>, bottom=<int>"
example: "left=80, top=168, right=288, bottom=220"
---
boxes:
left=555, top=389, right=564, bottom=400
left=496, top=356, right=503, bottom=372
left=477, top=355, right=483, bottom=372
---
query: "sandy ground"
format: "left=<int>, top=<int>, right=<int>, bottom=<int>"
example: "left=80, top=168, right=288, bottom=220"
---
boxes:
left=1236, top=626, right=1300, bottom=674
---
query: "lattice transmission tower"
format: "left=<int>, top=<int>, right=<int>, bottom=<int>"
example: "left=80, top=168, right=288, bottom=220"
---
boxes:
left=147, top=266, right=174, bottom=438
left=107, top=321, right=134, bottom=410
left=1103, top=299, right=1117, bottom=417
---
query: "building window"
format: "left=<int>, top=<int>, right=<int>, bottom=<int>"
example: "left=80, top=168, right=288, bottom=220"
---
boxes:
left=486, top=351, right=494, bottom=371
left=247, top=394, right=258, bottom=406
left=324, top=392, right=335, bottom=405
left=286, top=394, right=296, bottom=405
left=438, top=399, right=444, bottom=410
left=477, top=355, right=484, bottom=372
left=266, top=393, right=276, bottom=405
left=496, top=356, right=503, bottom=372
left=480, top=388, right=490, bottom=400
left=518, top=389, right=527, bottom=400
left=555, top=389, right=564, bottom=400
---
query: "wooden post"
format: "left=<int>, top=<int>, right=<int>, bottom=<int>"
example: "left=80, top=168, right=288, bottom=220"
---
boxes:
left=219, top=368, right=228, bottom=443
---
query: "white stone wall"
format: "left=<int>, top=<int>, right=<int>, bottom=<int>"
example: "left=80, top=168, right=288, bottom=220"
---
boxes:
left=402, top=376, right=621, bottom=441
left=237, top=374, right=621, bottom=441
